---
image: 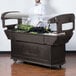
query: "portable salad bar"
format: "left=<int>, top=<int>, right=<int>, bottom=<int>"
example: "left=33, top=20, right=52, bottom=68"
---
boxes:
left=1, top=11, right=75, bottom=68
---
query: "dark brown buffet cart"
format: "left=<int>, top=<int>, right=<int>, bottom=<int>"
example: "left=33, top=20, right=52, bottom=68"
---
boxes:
left=1, top=11, right=75, bottom=68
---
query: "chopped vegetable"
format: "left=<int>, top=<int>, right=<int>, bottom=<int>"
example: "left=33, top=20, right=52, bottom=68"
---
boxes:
left=15, top=24, right=51, bottom=33
left=18, top=24, right=33, bottom=32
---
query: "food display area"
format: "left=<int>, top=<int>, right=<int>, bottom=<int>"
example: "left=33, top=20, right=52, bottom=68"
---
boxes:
left=1, top=11, right=75, bottom=68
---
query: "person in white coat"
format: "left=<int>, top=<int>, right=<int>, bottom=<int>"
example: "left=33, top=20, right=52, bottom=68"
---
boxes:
left=28, top=0, right=47, bottom=27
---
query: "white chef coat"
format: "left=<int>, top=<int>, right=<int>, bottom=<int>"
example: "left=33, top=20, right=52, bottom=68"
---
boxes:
left=28, top=3, right=47, bottom=27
